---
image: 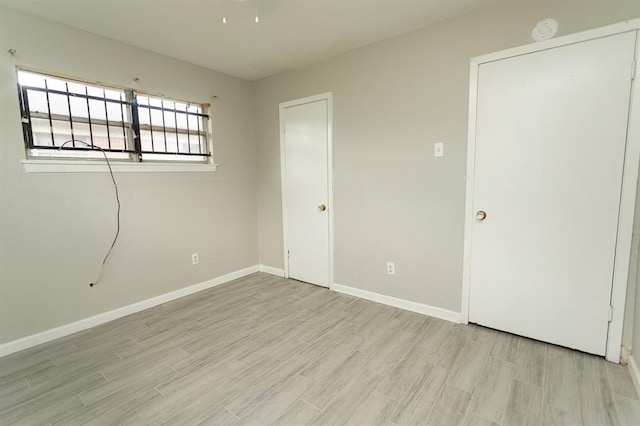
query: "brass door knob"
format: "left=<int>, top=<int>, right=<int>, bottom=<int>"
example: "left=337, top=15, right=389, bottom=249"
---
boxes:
left=318, top=204, right=327, bottom=212
left=476, top=210, right=487, bottom=220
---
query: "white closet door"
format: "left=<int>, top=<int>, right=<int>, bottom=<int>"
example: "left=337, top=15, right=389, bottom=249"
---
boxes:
left=282, top=99, right=330, bottom=287
left=469, top=32, right=636, bottom=355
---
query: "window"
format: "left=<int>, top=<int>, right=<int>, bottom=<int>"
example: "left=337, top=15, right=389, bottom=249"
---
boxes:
left=17, top=70, right=211, bottom=163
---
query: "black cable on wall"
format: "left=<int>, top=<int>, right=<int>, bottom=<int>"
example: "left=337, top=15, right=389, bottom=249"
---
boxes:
left=59, top=140, right=121, bottom=287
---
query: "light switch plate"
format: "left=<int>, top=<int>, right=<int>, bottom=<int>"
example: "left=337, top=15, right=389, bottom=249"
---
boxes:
left=434, top=142, right=444, bottom=157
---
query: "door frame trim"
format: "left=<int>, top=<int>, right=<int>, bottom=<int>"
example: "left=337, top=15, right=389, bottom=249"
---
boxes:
left=461, top=19, right=640, bottom=363
left=279, top=92, right=334, bottom=288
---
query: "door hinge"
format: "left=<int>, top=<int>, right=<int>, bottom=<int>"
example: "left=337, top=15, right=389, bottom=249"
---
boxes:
left=608, top=305, right=613, bottom=322
left=287, top=250, right=290, bottom=260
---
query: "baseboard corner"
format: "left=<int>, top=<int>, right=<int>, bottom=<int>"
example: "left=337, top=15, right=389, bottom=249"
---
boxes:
left=258, top=264, right=285, bottom=277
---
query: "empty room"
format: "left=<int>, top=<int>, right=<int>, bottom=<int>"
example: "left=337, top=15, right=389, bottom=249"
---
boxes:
left=2, top=0, right=640, bottom=424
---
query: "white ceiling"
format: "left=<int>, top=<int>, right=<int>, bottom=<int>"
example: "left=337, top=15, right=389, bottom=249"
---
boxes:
left=0, top=0, right=515, bottom=80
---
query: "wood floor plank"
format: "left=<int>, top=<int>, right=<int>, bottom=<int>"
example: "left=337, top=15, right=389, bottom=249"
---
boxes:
left=544, top=345, right=579, bottom=415
left=83, top=315, right=148, bottom=344
left=233, top=338, right=309, bottom=388
left=345, top=391, right=397, bottom=426
left=0, top=376, right=29, bottom=399
left=308, top=369, right=383, bottom=426
left=156, top=391, right=241, bottom=425
left=195, top=406, right=239, bottom=426
left=430, top=324, right=472, bottom=369
left=606, top=362, right=639, bottom=400
left=3, top=395, right=85, bottom=426
left=51, top=336, right=136, bottom=367
left=0, top=340, right=80, bottom=374
left=427, top=384, right=473, bottom=426
left=302, top=350, right=370, bottom=409
left=102, top=346, right=188, bottom=381
left=301, top=334, right=363, bottom=382
left=490, top=331, right=520, bottom=363
left=156, top=356, right=243, bottom=398
left=298, top=321, right=358, bottom=361
left=272, top=399, right=321, bottom=426
left=225, top=354, right=311, bottom=417
left=613, top=394, right=640, bottom=426
left=414, top=317, right=452, bottom=352
left=468, top=357, right=514, bottom=424
left=390, top=363, right=449, bottom=425
left=54, top=387, right=163, bottom=426
left=0, top=372, right=106, bottom=424
left=119, top=325, right=196, bottom=358
left=469, top=325, right=498, bottom=346
left=78, top=363, right=177, bottom=406
left=355, top=315, right=405, bottom=356
left=393, top=309, right=432, bottom=335
left=577, top=374, right=621, bottom=426
left=503, top=379, right=543, bottom=426
left=462, top=413, right=499, bottom=426
left=376, top=343, right=432, bottom=402
left=0, top=369, right=106, bottom=415
left=182, top=326, right=253, bottom=355
left=366, top=329, right=419, bottom=375
left=338, top=297, right=371, bottom=315
left=345, top=301, right=386, bottom=325
left=576, top=352, right=608, bottom=381
left=514, top=338, right=546, bottom=387
left=0, top=357, right=56, bottom=386
left=236, top=329, right=308, bottom=368
left=236, top=318, right=302, bottom=352
left=298, top=308, right=351, bottom=342
left=28, top=351, right=121, bottom=389
left=235, top=374, right=314, bottom=425
left=169, top=341, right=248, bottom=376
left=141, top=378, right=243, bottom=424
left=194, top=300, right=261, bottom=329
left=447, top=339, right=492, bottom=393
left=542, top=404, right=580, bottom=426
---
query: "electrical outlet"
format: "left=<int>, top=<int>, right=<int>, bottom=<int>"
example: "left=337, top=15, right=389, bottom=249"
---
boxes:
left=191, top=253, right=199, bottom=265
left=387, top=262, right=395, bottom=275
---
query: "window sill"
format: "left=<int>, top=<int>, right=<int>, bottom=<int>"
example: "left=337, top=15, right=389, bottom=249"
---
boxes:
left=21, top=159, right=218, bottom=173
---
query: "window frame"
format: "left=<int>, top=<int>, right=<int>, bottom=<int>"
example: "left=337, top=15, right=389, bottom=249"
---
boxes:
left=16, top=68, right=217, bottom=173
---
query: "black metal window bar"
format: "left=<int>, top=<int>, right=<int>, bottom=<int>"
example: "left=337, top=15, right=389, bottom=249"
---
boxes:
left=17, top=70, right=211, bottom=162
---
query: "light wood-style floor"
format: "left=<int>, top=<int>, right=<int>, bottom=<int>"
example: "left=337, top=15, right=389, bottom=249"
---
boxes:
left=1, top=272, right=639, bottom=425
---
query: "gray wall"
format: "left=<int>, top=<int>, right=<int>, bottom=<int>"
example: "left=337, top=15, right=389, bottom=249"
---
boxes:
left=0, top=7, right=258, bottom=344
left=254, top=0, right=640, bottom=315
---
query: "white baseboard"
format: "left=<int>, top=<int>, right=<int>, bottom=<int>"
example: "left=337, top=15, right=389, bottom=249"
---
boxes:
left=629, top=356, right=640, bottom=399
left=258, top=264, right=285, bottom=277
left=331, top=282, right=461, bottom=323
left=0, top=265, right=259, bottom=358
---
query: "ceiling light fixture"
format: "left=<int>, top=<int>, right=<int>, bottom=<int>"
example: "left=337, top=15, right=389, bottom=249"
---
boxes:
left=255, top=0, right=259, bottom=23
left=222, top=0, right=265, bottom=25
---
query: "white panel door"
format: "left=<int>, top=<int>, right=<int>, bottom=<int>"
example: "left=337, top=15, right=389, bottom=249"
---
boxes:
left=469, top=32, right=636, bottom=355
left=282, top=99, right=330, bottom=287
